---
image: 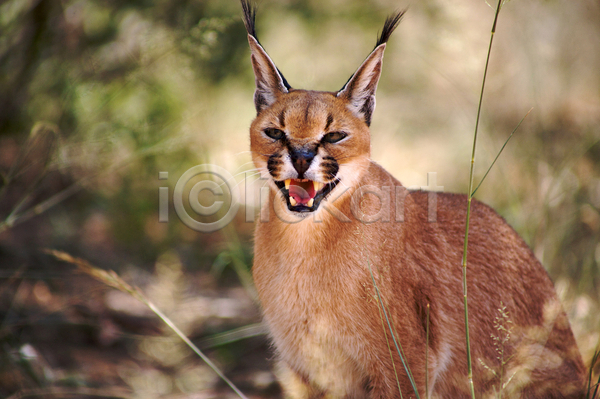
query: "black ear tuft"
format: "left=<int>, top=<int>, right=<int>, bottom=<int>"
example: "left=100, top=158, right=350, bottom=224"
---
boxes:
left=339, top=10, right=405, bottom=96
left=374, top=10, right=406, bottom=49
left=241, top=0, right=258, bottom=40
left=241, top=0, right=291, bottom=91
left=336, top=10, right=406, bottom=126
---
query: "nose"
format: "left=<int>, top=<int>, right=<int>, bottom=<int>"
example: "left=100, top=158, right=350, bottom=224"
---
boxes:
left=290, top=149, right=316, bottom=177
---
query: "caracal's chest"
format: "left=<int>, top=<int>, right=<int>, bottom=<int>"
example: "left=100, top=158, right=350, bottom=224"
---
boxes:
left=254, top=226, right=370, bottom=392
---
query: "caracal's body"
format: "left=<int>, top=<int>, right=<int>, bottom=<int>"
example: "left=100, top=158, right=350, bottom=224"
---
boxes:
left=242, top=2, right=586, bottom=397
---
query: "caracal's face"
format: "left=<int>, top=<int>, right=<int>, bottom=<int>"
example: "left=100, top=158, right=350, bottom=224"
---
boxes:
left=249, top=89, right=371, bottom=214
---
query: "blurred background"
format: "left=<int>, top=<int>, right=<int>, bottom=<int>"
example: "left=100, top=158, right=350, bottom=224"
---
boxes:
left=0, top=0, right=599, bottom=397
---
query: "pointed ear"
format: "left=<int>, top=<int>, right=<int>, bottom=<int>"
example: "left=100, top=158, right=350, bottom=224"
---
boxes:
left=336, top=10, right=404, bottom=126
left=247, top=35, right=290, bottom=113
left=336, top=44, right=386, bottom=126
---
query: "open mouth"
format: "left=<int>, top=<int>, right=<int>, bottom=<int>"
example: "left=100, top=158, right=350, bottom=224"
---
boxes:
left=275, top=178, right=339, bottom=212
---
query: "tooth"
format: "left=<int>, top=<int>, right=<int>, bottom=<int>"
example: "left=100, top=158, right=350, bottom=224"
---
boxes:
left=289, top=196, right=297, bottom=206
left=313, top=181, right=324, bottom=192
left=285, top=179, right=291, bottom=190
left=307, top=198, right=314, bottom=207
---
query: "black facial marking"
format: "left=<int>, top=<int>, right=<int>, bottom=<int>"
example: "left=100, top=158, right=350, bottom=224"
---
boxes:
left=254, top=93, right=268, bottom=113
left=278, top=109, right=286, bottom=127
left=321, top=156, right=339, bottom=179
left=267, top=154, right=282, bottom=176
left=325, top=113, right=334, bottom=130
left=360, top=96, right=375, bottom=126
left=303, top=102, right=310, bottom=123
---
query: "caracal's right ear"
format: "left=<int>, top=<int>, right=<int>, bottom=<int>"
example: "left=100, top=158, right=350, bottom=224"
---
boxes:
left=241, top=0, right=291, bottom=114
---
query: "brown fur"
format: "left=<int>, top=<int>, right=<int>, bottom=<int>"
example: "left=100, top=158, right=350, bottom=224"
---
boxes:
left=242, top=3, right=586, bottom=397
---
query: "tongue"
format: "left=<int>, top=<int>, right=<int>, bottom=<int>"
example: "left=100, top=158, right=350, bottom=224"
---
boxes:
left=289, top=180, right=315, bottom=205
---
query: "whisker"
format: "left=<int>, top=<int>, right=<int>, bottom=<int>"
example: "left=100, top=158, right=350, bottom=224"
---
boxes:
left=233, top=161, right=258, bottom=172
left=230, top=168, right=260, bottom=180
left=210, top=169, right=265, bottom=193
left=230, top=172, right=260, bottom=192
left=247, top=149, right=273, bottom=158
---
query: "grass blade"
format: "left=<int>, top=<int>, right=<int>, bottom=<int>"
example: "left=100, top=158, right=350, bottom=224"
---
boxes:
left=426, top=304, right=430, bottom=399
left=46, top=249, right=249, bottom=399
left=199, top=323, right=267, bottom=348
left=471, top=108, right=533, bottom=197
left=376, top=297, right=403, bottom=398
left=462, top=1, right=504, bottom=397
left=365, top=248, right=420, bottom=398
left=588, top=347, right=600, bottom=399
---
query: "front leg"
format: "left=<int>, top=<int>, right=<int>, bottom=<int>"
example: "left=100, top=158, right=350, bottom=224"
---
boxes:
left=275, top=361, right=370, bottom=399
left=275, top=361, right=325, bottom=399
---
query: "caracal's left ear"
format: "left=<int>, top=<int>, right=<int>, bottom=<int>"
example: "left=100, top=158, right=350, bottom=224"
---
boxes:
left=337, top=11, right=405, bottom=126
left=241, top=0, right=291, bottom=114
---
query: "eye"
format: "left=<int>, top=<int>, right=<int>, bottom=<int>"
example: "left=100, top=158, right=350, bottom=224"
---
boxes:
left=322, top=131, right=347, bottom=144
left=264, top=128, right=285, bottom=140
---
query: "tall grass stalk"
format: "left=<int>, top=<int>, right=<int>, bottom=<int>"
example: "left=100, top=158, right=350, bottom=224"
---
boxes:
left=462, top=0, right=504, bottom=397
left=376, top=297, right=404, bottom=398
left=385, top=300, right=417, bottom=392
left=471, top=108, right=532, bottom=198
left=477, top=303, right=516, bottom=398
left=587, top=348, right=600, bottom=399
left=426, top=304, right=430, bottom=399
left=46, top=249, right=249, bottom=399
left=363, top=231, right=420, bottom=398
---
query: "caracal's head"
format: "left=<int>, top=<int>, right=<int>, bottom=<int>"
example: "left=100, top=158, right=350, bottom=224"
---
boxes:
left=242, top=1, right=404, bottom=215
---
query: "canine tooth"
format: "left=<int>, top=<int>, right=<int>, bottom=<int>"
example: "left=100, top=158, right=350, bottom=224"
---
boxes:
left=313, top=181, right=324, bottom=192
left=285, top=179, right=291, bottom=190
left=289, top=196, right=297, bottom=206
left=307, top=198, right=314, bottom=207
